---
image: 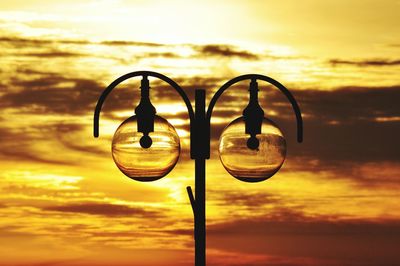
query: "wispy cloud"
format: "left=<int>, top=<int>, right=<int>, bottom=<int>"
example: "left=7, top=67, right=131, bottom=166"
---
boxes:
left=1, top=75, right=103, bottom=114
left=0, top=36, right=166, bottom=48
left=101, top=40, right=164, bottom=47
left=329, top=58, right=400, bottom=67
left=210, top=190, right=282, bottom=209
left=18, top=51, right=87, bottom=58
left=196, top=44, right=259, bottom=59
left=43, top=202, right=163, bottom=217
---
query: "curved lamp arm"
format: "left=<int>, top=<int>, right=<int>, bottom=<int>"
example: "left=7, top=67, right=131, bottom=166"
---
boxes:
left=93, top=70, right=195, bottom=138
left=206, top=74, right=303, bottom=143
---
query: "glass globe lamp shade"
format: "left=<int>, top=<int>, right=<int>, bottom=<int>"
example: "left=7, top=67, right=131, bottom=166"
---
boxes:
left=112, top=115, right=180, bottom=181
left=219, top=117, right=286, bottom=182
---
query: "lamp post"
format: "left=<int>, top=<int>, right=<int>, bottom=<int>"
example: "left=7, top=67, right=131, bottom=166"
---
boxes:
left=93, top=71, right=303, bottom=266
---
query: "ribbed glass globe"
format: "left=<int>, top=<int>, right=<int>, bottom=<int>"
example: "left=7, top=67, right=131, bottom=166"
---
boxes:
left=112, top=115, right=180, bottom=181
left=219, top=117, right=286, bottom=182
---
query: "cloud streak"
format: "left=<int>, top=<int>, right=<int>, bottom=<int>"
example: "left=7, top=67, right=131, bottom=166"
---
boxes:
left=43, top=202, right=163, bottom=217
left=0, top=36, right=165, bottom=48
left=196, top=44, right=259, bottom=59
left=329, top=58, right=400, bottom=67
left=19, top=51, right=87, bottom=58
left=0, top=36, right=260, bottom=61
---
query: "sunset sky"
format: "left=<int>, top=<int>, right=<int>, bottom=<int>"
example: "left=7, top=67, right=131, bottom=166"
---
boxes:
left=1, top=1, right=400, bottom=265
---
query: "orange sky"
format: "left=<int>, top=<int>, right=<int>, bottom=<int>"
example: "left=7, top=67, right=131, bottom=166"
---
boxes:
left=0, top=1, right=400, bottom=265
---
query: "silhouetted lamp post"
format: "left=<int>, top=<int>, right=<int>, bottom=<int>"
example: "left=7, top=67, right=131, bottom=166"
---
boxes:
left=94, top=71, right=303, bottom=266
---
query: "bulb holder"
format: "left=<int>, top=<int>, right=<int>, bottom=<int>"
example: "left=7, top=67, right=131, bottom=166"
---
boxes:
left=135, top=76, right=156, bottom=147
left=242, top=79, right=264, bottom=150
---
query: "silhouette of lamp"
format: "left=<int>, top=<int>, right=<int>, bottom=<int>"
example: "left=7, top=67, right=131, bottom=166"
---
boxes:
left=219, top=79, right=286, bottom=182
left=93, top=71, right=303, bottom=266
left=111, top=76, right=180, bottom=181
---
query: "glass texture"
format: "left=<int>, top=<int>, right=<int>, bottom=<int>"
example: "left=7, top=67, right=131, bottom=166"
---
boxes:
left=112, top=115, right=180, bottom=181
left=219, top=117, right=286, bottom=182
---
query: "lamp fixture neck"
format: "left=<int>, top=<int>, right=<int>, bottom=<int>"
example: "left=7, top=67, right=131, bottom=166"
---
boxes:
left=140, top=75, right=150, bottom=99
left=135, top=76, right=156, bottom=148
left=243, top=79, right=264, bottom=150
left=249, top=78, right=259, bottom=102
left=243, top=79, right=264, bottom=120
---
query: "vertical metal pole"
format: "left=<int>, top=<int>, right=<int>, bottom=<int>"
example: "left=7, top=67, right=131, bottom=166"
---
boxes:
left=195, top=158, right=205, bottom=266
left=194, top=89, right=206, bottom=266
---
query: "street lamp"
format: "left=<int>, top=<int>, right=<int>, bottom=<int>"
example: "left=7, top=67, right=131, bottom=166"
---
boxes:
left=93, top=71, right=303, bottom=266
